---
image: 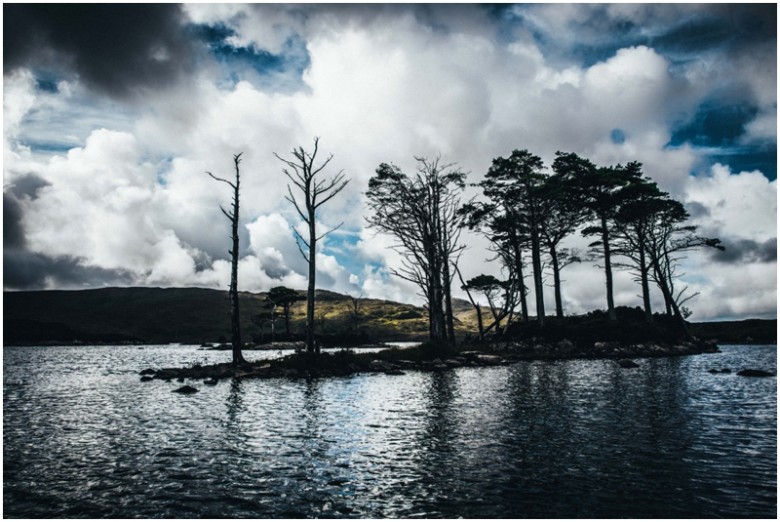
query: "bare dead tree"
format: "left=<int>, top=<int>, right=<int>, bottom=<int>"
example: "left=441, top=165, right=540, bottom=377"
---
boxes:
left=207, top=153, right=247, bottom=367
left=275, top=138, right=350, bottom=353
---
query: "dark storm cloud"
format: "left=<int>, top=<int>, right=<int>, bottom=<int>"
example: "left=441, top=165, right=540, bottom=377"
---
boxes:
left=510, top=3, right=776, bottom=67
left=4, top=193, right=26, bottom=249
left=4, top=249, right=135, bottom=290
left=4, top=191, right=133, bottom=290
left=8, top=174, right=50, bottom=200
left=4, top=4, right=196, bottom=98
left=711, top=237, right=777, bottom=264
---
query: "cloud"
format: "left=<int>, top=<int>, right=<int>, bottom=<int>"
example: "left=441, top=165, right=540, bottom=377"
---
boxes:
left=2, top=5, right=775, bottom=321
left=4, top=4, right=197, bottom=99
left=711, top=237, right=777, bottom=264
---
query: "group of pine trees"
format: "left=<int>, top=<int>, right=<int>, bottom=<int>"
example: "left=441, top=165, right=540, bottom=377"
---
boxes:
left=209, top=141, right=721, bottom=366
left=364, top=149, right=722, bottom=347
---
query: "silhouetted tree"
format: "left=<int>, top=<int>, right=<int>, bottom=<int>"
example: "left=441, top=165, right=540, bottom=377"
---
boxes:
left=460, top=202, right=529, bottom=324
left=543, top=156, right=590, bottom=317
left=207, top=153, right=247, bottom=367
left=574, top=159, right=643, bottom=321
left=366, top=157, right=466, bottom=347
left=644, top=198, right=723, bottom=328
left=266, top=286, right=303, bottom=336
left=275, top=138, right=350, bottom=353
left=473, top=150, right=547, bottom=326
left=461, top=273, right=513, bottom=335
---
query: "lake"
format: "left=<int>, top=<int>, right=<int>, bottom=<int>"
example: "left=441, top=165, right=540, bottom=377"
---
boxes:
left=3, top=344, right=776, bottom=518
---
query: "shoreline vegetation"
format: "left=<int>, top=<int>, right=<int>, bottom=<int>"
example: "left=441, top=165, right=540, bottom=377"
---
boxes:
left=145, top=337, right=721, bottom=387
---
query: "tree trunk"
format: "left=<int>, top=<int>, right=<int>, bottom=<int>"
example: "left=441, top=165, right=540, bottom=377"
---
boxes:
left=511, top=233, right=529, bottom=322
left=442, top=259, right=456, bottom=346
left=284, top=304, right=291, bottom=335
left=530, top=225, right=545, bottom=326
left=638, top=241, right=652, bottom=323
left=228, top=159, right=245, bottom=366
left=550, top=246, right=563, bottom=318
left=306, top=206, right=317, bottom=353
left=601, top=215, right=617, bottom=321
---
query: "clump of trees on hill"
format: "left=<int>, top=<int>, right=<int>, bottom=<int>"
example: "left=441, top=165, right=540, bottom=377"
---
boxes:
left=208, top=142, right=722, bottom=362
left=367, top=149, right=722, bottom=348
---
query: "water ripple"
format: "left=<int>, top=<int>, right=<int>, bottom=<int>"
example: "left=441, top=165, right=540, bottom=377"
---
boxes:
left=3, top=344, right=776, bottom=518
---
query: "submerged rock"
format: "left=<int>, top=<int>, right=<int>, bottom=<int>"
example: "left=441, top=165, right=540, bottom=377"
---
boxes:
left=618, top=359, right=640, bottom=369
left=172, top=385, right=199, bottom=394
left=737, top=369, right=775, bottom=377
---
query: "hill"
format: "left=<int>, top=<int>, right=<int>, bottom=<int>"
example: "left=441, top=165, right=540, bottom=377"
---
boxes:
left=3, top=287, right=775, bottom=346
left=3, top=287, right=465, bottom=345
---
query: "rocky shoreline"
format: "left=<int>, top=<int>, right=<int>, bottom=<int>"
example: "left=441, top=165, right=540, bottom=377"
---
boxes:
left=139, top=338, right=747, bottom=392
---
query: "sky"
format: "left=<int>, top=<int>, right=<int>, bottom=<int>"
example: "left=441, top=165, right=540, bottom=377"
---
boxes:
left=3, top=3, right=777, bottom=322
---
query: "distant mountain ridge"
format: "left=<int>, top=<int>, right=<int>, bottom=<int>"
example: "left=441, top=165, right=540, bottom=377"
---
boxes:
left=3, top=287, right=473, bottom=345
left=3, top=287, right=775, bottom=346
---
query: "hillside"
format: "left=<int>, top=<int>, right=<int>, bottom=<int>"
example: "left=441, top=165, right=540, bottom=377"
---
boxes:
left=3, top=287, right=472, bottom=345
left=3, top=287, right=775, bottom=346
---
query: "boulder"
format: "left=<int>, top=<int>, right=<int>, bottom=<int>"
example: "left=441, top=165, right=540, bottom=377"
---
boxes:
left=618, top=359, right=640, bottom=369
left=369, top=359, right=394, bottom=372
left=172, top=385, right=198, bottom=394
left=139, top=368, right=155, bottom=376
left=737, top=369, right=775, bottom=377
left=475, top=354, right=503, bottom=365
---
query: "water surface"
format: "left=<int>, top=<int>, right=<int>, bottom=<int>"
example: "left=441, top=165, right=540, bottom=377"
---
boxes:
left=3, top=344, right=776, bottom=518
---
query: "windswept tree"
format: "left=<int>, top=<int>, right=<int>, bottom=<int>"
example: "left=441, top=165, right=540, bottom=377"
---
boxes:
left=275, top=138, right=350, bottom=353
left=570, top=158, right=644, bottom=321
left=468, top=150, right=548, bottom=326
left=460, top=273, right=515, bottom=337
left=365, top=157, right=466, bottom=347
left=266, top=286, right=303, bottom=336
left=644, top=198, right=723, bottom=327
left=542, top=156, right=590, bottom=317
left=207, top=153, right=247, bottom=367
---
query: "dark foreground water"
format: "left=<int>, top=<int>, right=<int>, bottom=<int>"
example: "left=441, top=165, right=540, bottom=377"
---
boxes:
left=3, top=344, right=776, bottom=518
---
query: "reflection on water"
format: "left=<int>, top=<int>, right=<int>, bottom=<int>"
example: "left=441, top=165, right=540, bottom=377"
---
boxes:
left=3, top=344, right=776, bottom=518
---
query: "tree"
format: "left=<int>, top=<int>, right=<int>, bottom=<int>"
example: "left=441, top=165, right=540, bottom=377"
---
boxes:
left=573, top=159, right=643, bottom=321
left=266, top=286, right=303, bottom=336
left=366, top=157, right=466, bottom=347
left=543, top=156, right=590, bottom=317
left=460, top=202, right=529, bottom=324
left=207, top=153, right=247, bottom=367
left=475, top=150, right=548, bottom=326
left=275, top=138, right=350, bottom=353
left=460, top=273, right=514, bottom=337
left=643, top=198, right=723, bottom=328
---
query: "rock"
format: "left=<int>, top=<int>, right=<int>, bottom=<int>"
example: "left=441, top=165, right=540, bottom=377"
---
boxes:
left=177, top=377, right=185, bottom=383
left=737, top=369, right=775, bottom=377
left=720, top=368, right=732, bottom=373
left=369, top=360, right=394, bottom=372
left=475, top=354, right=503, bottom=365
left=140, top=375, right=153, bottom=382
left=139, top=368, right=155, bottom=376
left=618, top=359, right=640, bottom=369
left=204, top=377, right=218, bottom=386
left=172, top=385, right=198, bottom=394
